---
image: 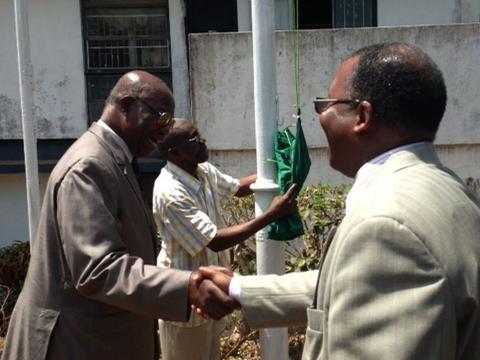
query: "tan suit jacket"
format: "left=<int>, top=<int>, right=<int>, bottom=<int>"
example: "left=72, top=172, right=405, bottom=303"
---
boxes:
left=240, top=143, right=480, bottom=359
left=2, top=123, right=191, bottom=360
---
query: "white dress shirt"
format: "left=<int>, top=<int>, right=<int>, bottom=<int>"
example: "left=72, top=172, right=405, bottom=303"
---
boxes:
left=97, top=120, right=133, bottom=162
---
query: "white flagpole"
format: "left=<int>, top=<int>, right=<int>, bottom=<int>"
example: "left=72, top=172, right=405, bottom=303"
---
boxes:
left=14, top=0, right=41, bottom=248
left=251, top=0, right=289, bottom=359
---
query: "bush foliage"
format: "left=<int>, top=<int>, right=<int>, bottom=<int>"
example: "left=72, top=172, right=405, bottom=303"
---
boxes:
left=221, top=183, right=350, bottom=277
left=0, top=184, right=349, bottom=356
left=219, top=183, right=350, bottom=359
left=1, top=180, right=477, bottom=357
left=0, top=241, right=30, bottom=337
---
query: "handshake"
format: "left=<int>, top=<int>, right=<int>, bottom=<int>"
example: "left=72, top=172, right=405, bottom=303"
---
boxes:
left=187, top=266, right=239, bottom=320
left=185, top=183, right=299, bottom=320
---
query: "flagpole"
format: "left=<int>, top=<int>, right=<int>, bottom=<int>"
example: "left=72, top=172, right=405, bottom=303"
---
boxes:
left=14, top=0, right=41, bottom=248
left=250, top=0, right=288, bottom=359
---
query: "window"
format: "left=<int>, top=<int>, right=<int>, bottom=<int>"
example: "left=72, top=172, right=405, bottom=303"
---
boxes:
left=299, top=0, right=333, bottom=29
left=186, top=0, right=238, bottom=33
left=333, top=0, right=377, bottom=27
left=82, top=0, right=171, bottom=123
left=297, top=0, right=376, bottom=29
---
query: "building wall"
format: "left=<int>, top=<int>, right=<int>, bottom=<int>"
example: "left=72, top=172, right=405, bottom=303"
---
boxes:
left=189, top=24, right=480, bottom=183
left=378, top=0, right=480, bottom=25
left=0, top=0, right=87, bottom=139
left=0, top=0, right=189, bottom=247
left=1, top=1, right=479, bottom=247
left=0, top=174, right=49, bottom=248
left=378, top=0, right=457, bottom=26
left=235, top=0, right=480, bottom=31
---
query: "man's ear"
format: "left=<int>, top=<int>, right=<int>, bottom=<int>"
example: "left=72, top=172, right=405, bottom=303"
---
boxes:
left=118, top=96, right=136, bottom=116
left=354, top=100, right=373, bottom=133
left=166, top=147, right=177, bottom=160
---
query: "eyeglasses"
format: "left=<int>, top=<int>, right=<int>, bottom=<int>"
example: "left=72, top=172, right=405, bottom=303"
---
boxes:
left=167, top=133, right=204, bottom=151
left=313, top=97, right=360, bottom=114
left=138, top=98, right=173, bottom=129
left=185, top=134, right=202, bottom=144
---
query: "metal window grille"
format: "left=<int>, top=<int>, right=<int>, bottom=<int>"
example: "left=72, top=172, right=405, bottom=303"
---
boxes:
left=86, top=12, right=170, bottom=69
left=334, top=0, right=377, bottom=28
left=81, top=4, right=172, bottom=124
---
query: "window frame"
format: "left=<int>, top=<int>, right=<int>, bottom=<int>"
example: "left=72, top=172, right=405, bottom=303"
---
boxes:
left=80, top=0, right=172, bottom=123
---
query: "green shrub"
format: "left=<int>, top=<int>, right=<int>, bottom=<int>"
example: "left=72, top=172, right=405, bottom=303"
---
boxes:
left=0, top=241, right=30, bottom=337
left=220, top=183, right=349, bottom=359
left=221, top=183, right=350, bottom=275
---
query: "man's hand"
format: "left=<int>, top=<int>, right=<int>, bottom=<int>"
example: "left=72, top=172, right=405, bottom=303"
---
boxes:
left=198, top=266, right=234, bottom=293
left=187, top=270, right=239, bottom=320
left=267, top=183, right=299, bottom=219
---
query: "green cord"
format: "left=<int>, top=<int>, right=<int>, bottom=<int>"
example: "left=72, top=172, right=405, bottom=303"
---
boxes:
left=292, top=0, right=300, bottom=116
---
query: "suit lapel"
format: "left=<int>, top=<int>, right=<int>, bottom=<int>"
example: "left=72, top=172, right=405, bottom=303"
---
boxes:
left=124, top=161, right=158, bottom=241
left=312, top=225, right=337, bottom=308
left=313, top=143, right=442, bottom=311
left=89, top=123, right=158, bottom=252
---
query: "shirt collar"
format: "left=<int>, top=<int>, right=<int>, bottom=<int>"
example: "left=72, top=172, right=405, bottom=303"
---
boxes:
left=165, top=161, right=206, bottom=194
left=345, top=141, right=430, bottom=214
left=98, top=119, right=134, bottom=163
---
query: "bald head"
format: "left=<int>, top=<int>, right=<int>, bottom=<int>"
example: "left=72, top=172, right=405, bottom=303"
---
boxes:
left=100, top=71, right=176, bottom=158
left=106, top=70, right=174, bottom=114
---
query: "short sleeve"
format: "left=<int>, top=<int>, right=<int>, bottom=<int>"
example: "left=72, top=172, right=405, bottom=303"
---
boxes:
left=203, top=163, right=239, bottom=198
left=161, top=193, right=218, bottom=257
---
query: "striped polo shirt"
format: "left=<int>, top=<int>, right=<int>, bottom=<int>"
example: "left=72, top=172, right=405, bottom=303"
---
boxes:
left=153, top=161, right=240, bottom=327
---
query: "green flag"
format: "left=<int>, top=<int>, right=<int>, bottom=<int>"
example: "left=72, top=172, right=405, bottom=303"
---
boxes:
left=267, top=118, right=311, bottom=240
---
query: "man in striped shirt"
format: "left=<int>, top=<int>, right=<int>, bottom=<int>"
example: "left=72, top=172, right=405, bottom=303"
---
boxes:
left=152, top=120, right=297, bottom=360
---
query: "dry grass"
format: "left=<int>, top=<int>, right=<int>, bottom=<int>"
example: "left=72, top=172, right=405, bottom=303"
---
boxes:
left=219, top=312, right=305, bottom=359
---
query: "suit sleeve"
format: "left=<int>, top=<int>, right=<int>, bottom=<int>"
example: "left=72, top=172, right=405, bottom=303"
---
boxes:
left=56, top=157, right=191, bottom=321
left=326, top=216, right=454, bottom=360
left=239, top=270, right=318, bottom=328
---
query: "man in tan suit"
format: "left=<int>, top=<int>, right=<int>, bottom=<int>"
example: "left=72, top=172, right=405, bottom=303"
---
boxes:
left=200, top=43, right=480, bottom=359
left=1, top=71, right=238, bottom=360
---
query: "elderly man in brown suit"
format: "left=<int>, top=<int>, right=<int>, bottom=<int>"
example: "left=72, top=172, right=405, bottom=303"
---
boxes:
left=1, top=71, right=238, bottom=360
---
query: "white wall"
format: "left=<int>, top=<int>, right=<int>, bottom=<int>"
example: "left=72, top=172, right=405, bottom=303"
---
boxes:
left=0, top=174, right=49, bottom=248
left=189, top=24, right=480, bottom=183
left=378, top=0, right=480, bottom=26
left=0, top=0, right=87, bottom=139
left=378, top=0, right=456, bottom=26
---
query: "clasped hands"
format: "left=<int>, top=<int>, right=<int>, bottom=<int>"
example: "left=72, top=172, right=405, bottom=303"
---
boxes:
left=187, top=266, right=237, bottom=320
left=187, top=184, right=299, bottom=320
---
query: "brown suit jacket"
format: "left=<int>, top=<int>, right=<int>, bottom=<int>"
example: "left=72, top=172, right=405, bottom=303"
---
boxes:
left=2, top=123, right=191, bottom=360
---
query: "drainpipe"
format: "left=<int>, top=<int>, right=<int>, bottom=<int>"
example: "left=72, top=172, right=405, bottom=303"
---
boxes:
left=14, top=0, right=40, bottom=248
left=250, top=1, right=288, bottom=359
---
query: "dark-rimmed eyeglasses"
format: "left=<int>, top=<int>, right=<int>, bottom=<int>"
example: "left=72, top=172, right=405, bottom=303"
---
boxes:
left=313, top=97, right=360, bottom=114
left=176, top=134, right=204, bottom=146
left=167, top=134, right=204, bottom=151
left=138, top=98, right=173, bottom=129
left=185, top=134, right=202, bottom=144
